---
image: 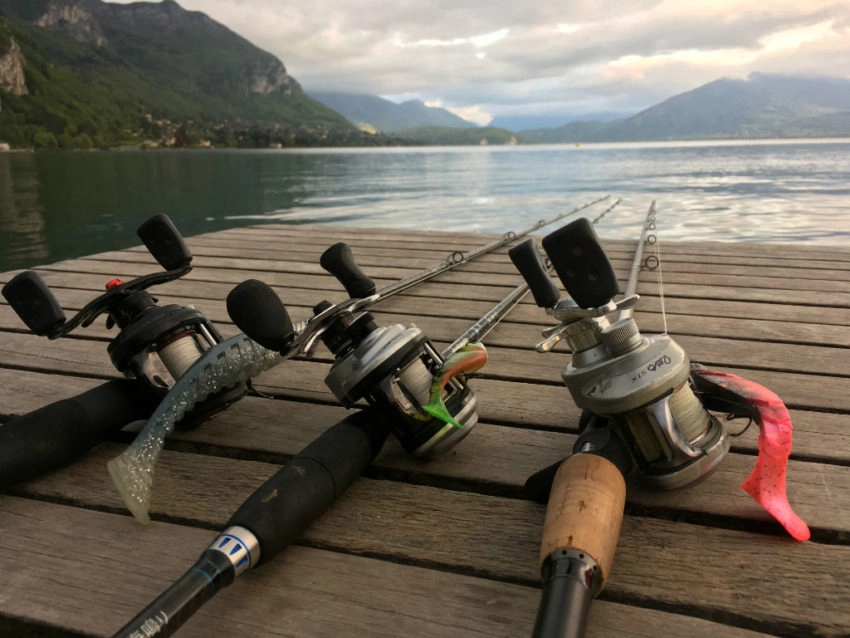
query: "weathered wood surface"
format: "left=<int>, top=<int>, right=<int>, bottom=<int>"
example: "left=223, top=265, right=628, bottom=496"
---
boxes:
left=1, top=219, right=849, bottom=637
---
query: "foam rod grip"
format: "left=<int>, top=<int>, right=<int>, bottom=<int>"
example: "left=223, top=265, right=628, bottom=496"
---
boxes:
left=508, top=239, right=560, bottom=308
left=541, top=218, right=619, bottom=309
left=539, top=453, right=626, bottom=587
left=320, top=242, right=377, bottom=298
left=1, top=271, right=66, bottom=336
left=226, top=408, right=390, bottom=564
left=138, top=214, right=192, bottom=271
left=0, top=379, right=161, bottom=489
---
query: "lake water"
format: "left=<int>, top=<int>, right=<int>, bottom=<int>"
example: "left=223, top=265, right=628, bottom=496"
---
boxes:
left=1, top=139, right=849, bottom=272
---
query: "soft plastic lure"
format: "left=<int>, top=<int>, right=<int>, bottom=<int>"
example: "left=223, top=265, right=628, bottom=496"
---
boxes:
left=108, top=334, right=282, bottom=523
left=691, top=366, right=810, bottom=541
left=421, top=342, right=488, bottom=428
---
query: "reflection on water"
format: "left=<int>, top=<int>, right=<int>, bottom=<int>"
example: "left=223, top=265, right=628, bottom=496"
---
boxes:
left=0, top=154, right=48, bottom=268
left=0, top=140, right=848, bottom=271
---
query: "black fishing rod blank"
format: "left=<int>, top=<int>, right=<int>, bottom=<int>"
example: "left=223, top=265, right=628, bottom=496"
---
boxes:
left=113, top=407, right=390, bottom=638
left=0, top=215, right=245, bottom=490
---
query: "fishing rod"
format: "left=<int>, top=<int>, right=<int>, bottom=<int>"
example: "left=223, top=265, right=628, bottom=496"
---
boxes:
left=105, top=195, right=616, bottom=522
left=109, top=204, right=612, bottom=637
left=510, top=206, right=810, bottom=638
left=367, top=194, right=611, bottom=300
left=0, top=215, right=246, bottom=489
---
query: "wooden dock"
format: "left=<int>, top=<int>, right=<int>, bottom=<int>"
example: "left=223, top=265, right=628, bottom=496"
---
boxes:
left=1, top=222, right=849, bottom=637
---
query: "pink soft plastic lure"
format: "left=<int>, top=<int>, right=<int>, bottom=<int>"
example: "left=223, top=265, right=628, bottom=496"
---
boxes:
left=421, top=342, right=488, bottom=428
left=691, top=367, right=810, bottom=541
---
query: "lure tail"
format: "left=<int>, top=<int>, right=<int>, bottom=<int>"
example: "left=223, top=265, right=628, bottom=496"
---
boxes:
left=691, top=367, right=810, bottom=541
left=421, top=343, right=488, bottom=429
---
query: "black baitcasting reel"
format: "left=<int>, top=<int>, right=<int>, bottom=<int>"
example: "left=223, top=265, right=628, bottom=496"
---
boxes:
left=227, top=241, right=479, bottom=458
left=2, top=214, right=246, bottom=423
left=510, top=217, right=729, bottom=490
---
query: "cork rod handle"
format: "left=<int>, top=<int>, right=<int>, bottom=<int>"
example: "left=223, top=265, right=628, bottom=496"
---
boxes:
left=540, top=453, right=626, bottom=587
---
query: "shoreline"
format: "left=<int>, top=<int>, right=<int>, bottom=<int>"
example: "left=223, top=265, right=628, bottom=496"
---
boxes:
left=3, top=136, right=850, bottom=153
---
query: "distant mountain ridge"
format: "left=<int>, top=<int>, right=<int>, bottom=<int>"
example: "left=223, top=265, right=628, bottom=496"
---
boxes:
left=488, top=111, right=630, bottom=132
left=525, top=73, right=850, bottom=142
left=308, top=91, right=478, bottom=132
left=393, top=125, right=535, bottom=145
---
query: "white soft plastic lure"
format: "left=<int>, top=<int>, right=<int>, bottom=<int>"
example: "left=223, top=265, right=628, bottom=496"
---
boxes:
left=108, top=334, right=281, bottom=523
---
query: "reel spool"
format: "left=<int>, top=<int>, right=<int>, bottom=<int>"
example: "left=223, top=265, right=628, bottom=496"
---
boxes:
left=510, top=218, right=729, bottom=490
left=1, top=214, right=247, bottom=425
left=319, top=308, right=478, bottom=458
left=318, top=242, right=481, bottom=457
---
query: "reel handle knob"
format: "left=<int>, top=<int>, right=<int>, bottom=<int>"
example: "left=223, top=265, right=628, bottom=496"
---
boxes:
left=320, top=242, right=377, bottom=298
left=227, top=279, right=295, bottom=351
left=137, top=214, right=192, bottom=271
left=508, top=239, right=560, bottom=308
left=541, top=217, right=619, bottom=309
left=1, top=271, right=66, bottom=336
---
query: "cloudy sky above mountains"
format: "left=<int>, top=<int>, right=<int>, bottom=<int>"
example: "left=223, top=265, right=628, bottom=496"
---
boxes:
left=113, top=0, right=850, bottom=124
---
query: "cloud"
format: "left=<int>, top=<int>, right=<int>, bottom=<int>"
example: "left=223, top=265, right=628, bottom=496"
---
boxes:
left=107, top=0, right=850, bottom=118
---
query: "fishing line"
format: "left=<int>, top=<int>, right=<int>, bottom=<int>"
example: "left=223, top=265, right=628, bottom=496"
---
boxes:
left=640, top=203, right=668, bottom=335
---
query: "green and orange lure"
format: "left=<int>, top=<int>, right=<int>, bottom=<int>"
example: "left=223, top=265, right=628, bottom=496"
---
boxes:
left=421, top=342, right=488, bottom=428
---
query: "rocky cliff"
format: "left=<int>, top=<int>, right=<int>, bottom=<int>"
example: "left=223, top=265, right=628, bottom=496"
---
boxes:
left=0, top=36, right=27, bottom=96
left=40, top=0, right=298, bottom=98
left=34, top=1, right=106, bottom=46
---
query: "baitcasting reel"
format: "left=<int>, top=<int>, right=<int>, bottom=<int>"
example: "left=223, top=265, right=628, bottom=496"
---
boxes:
left=227, top=242, right=479, bottom=458
left=510, top=218, right=729, bottom=489
left=1, top=214, right=246, bottom=423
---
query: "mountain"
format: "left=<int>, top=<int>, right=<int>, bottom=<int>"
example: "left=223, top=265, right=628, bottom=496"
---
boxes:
left=0, top=0, right=364, bottom=148
left=488, top=112, right=630, bottom=132
left=308, top=91, right=478, bottom=132
left=525, top=73, right=850, bottom=143
left=393, top=126, right=534, bottom=146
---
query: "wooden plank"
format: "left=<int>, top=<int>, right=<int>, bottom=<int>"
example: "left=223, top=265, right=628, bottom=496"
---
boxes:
left=7, top=290, right=848, bottom=362
left=11, top=447, right=849, bottom=635
left=1, top=497, right=564, bottom=638
left=3, top=324, right=850, bottom=419
left=7, top=279, right=850, bottom=340
left=18, top=240, right=850, bottom=293
left=2, top=326, right=849, bottom=466
left=2, top=365, right=849, bottom=474
left=92, top=236, right=850, bottom=282
left=3, top=224, right=850, bottom=638
left=9, top=254, right=850, bottom=312
left=4, top=370, right=846, bottom=538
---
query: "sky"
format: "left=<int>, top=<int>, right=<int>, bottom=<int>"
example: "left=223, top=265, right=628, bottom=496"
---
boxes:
left=109, top=0, right=850, bottom=125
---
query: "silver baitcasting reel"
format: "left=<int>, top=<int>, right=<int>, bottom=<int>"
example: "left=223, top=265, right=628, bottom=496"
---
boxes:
left=510, top=218, right=728, bottom=489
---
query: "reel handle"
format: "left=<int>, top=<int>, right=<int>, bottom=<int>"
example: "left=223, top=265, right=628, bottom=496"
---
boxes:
left=320, top=242, right=377, bottom=299
left=508, top=239, right=560, bottom=308
left=226, top=279, right=295, bottom=351
left=541, top=217, right=619, bottom=309
left=1, top=271, right=66, bottom=336
left=137, top=214, right=193, bottom=271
